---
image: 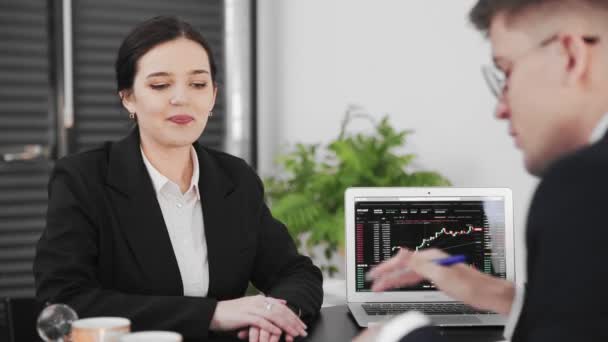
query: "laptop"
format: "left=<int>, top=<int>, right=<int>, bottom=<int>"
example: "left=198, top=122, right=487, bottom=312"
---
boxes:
left=345, top=187, right=515, bottom=327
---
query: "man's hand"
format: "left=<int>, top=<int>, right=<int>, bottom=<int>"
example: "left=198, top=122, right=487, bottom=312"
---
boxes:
left=368, top=248, right=515, bottom=315
left=368, top=248, right=449, bottom=291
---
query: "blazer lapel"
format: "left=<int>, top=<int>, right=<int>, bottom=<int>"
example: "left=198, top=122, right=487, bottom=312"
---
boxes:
left=193, top=143, right=237, bottom=297
left=105, top=129, right=183, bottom=295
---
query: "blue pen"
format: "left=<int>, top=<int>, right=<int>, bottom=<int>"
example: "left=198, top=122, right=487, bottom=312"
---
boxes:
left=366, top=254, right=467, bottom=281
left=434, top=254, right=467, bottom=266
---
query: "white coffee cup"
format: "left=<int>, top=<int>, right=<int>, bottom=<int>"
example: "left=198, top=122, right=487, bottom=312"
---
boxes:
left=119, top=331, right=183, bottom=342
left=71, top=317, right=131, bottom=342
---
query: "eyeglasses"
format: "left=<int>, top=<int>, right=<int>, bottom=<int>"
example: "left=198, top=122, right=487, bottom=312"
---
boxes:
left=482, top=35, right=600, bottom=98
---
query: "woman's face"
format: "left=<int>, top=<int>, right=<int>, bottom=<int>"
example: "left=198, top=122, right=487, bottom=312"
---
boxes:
left=121, top=38, right=217, bottom=149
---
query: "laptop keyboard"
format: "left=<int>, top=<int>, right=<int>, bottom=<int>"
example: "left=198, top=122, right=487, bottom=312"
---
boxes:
left=362, top=303, right=494, bottom=316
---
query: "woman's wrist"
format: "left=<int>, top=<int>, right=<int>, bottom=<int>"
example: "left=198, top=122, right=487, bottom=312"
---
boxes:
left=209, top=300, right=224, bottom=331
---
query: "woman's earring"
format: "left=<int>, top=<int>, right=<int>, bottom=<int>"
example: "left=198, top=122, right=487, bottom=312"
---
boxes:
left=129, top=112, right=135, bottom=119
left=209, top=111, right=213, bottom=117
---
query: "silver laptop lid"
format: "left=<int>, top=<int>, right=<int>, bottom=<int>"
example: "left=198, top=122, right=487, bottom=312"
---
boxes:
left=345, top=187, right=515, bottom=303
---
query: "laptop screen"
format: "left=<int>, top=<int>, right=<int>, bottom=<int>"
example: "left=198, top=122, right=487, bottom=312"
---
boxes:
left=355, top=196, right=507, bottom=292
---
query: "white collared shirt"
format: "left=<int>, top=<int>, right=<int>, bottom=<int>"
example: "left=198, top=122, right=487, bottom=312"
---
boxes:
left=141, top=146, right=209, bottom=297
left=589, top=112, right=608, bottom=145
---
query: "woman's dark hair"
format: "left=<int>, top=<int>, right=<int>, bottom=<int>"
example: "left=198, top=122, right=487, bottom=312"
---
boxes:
left=115, top=16, right=217, bottom=94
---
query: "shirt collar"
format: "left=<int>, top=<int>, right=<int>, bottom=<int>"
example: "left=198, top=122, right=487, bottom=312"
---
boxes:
left=589, top=112, right=608, bottom=145
left=190, top=147, right=201, bottom=200
left=140, top=146, right=201, bottom=201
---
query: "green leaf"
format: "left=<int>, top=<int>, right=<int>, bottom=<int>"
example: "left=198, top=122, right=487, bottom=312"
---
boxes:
left=263, top=107, right=451, bottom=276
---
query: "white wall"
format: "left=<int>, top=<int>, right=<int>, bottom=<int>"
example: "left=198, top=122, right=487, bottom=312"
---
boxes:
left=258, top=0, right=537, bottom=284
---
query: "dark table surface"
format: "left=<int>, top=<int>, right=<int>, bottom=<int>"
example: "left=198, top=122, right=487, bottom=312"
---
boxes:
left=6, top=299, right=505, bottom=342
left=207, top=305, right=504, bottom=342
left=207, top=305, right=506, bottom=342
left=300, top=305, right=505, bottom=342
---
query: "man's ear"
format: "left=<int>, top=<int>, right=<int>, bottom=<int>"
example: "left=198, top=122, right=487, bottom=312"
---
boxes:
left=119, top=90, right=136, bottom=114
left=560, top=34, right=591, bottom=87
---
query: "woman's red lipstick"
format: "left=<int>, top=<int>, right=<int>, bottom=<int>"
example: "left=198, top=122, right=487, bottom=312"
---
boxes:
left=168, top=115, right=194, bottom=125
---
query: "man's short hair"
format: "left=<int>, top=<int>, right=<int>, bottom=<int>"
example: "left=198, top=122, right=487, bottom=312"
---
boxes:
left=470, top=0, right=608, bottom=33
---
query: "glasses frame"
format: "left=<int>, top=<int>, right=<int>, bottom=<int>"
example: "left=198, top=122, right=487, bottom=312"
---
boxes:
left=482, top=35, right=600, bottom=98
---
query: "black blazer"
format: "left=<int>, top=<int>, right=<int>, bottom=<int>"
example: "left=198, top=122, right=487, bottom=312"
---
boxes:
left=510, top=133, right=608, bottom=341
left=399, top=133, right=608, bottom=342
left=33, top=129, right=323, bottom=340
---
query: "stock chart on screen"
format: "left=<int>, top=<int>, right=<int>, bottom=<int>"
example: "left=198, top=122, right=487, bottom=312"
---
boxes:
left=355, top=198, right=506, bottom=291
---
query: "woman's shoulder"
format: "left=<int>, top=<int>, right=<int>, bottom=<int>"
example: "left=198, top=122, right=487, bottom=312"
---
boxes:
left=199, top=146, right=261, bottom=186
left=202, top=146, right=247, bottom=166
left=53, top=142, right=113, bottom=179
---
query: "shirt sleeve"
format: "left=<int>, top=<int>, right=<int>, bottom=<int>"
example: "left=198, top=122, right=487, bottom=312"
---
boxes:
left=376, top=311, right=431, bottom=342
left=503, top=283, right=525, bottom=340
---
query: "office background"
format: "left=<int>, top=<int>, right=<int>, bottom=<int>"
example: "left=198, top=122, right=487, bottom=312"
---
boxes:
left=257, top=0, right=536, bottom=285
left=0, top=0, right=535, bottom=305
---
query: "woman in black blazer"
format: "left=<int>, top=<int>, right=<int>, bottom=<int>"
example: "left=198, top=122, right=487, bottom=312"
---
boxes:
left=33, top=16, right=322, bottom=342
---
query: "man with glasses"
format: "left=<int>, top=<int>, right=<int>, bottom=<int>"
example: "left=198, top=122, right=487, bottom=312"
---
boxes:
left=355, top=0, right=608, bottom=341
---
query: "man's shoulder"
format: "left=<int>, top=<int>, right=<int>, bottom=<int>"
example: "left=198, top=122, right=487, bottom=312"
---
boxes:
left=539, top=140, right=608, bottom=192
left=528, top=140, right=608, bottom=235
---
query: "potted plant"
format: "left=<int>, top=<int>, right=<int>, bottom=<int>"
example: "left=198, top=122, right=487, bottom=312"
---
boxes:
left=264, top=106, right=451, bottom=276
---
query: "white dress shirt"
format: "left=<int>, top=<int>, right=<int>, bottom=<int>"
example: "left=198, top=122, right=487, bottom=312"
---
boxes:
left=141, top=146, right=209, bottom=297
left=378, top=112, right=608, bottom=342
left=589, top=112, right=608, bottom=145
